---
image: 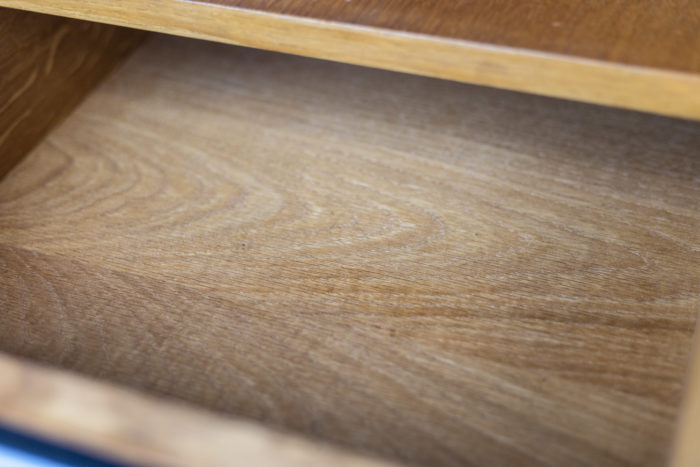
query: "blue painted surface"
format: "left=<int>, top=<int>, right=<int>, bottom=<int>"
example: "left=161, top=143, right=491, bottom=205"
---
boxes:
left=0, top=425, right=124, bottom=467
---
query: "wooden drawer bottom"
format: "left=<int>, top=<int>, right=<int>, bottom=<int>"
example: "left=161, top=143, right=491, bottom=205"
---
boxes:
left=1, top=33, right=699, bottom=467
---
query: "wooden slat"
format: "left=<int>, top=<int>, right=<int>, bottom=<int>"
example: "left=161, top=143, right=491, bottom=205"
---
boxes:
left=207, top=0, right=700, bottom=74
left=0, top=352, right=397, bottom=467
left=671, top=329, right=700, bottom=467
left=1, top=0, right=700, bottom=120
left=0, top=7, right=144, bottom=179
left=1, top=35, right=699, bottom=467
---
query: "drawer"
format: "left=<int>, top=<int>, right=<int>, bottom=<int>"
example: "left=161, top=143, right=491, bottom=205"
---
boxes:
left=0, top=7, right=699, bottom=467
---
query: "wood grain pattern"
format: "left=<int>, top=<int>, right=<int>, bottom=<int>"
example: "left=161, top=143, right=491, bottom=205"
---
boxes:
left=1, top=35, right=699, bottom=467
left=671, top=330, right=700, bottom=467
left=208, top=0, right=700, bottom=72
left=0, top=352, right=397, bottom=467
left=0, top=7, right=144, bottom=179
left=2, top=0, right=700, bottom=121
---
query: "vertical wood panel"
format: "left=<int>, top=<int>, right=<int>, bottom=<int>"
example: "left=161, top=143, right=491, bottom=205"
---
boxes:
left=0, top=8, right=144, bottom=179
left=671, top=329, right=700, bottom=467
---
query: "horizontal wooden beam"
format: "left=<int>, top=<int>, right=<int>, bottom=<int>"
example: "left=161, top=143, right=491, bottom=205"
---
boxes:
left=1, top=0, right=700, bottom=120
left=0, top=353, right=396, bottom=467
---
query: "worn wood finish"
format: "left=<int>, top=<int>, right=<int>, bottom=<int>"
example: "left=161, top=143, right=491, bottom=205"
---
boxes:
left=1, top=35, right=699, bottom=467
left=2, top=0, right=700, bottom=120
left=0, top=353, right=397, bottom=467
left=0, top=7, right=144, bottom=179
left=671, top=330, right=700, bottom=467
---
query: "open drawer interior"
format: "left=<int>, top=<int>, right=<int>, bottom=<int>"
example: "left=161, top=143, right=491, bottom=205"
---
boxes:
left=1, top=29, right=699, bottom=467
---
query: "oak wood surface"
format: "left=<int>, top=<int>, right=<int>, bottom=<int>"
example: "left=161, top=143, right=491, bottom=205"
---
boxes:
left=671, top=329, right=700, bottom=467
left=1, top=35, right=699, bottom=467
left=2, top=0, right=700, bottom=121
left=207, top=0, right=700, bottom=72
left=0, top=352, right=397, bottom=467
left=0, top=7, right=144, bottom=179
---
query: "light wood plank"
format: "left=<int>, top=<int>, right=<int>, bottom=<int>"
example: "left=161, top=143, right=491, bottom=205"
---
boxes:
left=0, top=7, right=144, bottom=179
left=1, top=0, right=700, bottom=120
left=0, top=352, right=397, bottom=467
left=0, top=35, right=698, bottom=467
left=671, top=329, right=700, bottom=467
left=205, top=0, right=700, bottom=75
